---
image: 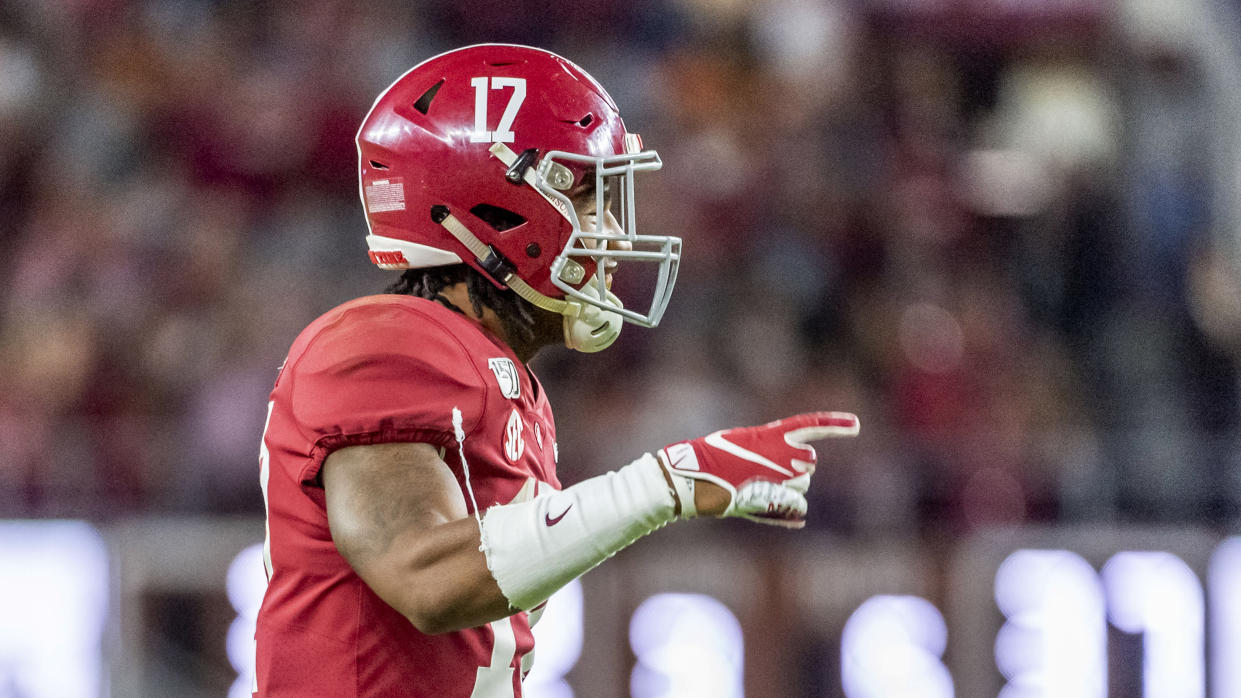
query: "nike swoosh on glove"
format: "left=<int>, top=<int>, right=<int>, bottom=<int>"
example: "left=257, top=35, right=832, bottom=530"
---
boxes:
left=656, top=412, right=860, bottom=528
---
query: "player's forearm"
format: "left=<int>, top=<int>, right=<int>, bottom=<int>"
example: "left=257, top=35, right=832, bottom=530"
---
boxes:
left=478, top=453, right=677, bottom=611
left=358, top=454, right=681, bottom=632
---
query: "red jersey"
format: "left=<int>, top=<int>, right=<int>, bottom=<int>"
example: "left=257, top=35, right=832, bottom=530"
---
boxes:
left=254, top=295, right=561, bottom=697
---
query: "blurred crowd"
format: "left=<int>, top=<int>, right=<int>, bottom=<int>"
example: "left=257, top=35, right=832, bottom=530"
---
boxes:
left=2, top=0, right=1239, bottom=535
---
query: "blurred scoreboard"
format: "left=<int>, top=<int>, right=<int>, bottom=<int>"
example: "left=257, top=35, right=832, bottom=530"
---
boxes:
left=1, top=518, right=1238, bottom=697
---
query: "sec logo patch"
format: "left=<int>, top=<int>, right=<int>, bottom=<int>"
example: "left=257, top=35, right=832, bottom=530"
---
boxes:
left=503, top=408, right=525, bottom=462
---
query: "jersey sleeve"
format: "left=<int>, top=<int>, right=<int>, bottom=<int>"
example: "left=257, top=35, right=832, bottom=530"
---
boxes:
left=287, top=302, right=489, bottom=486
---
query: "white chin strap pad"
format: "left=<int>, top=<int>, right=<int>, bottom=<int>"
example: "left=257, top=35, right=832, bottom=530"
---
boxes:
left=562, top=281, right=624, bottom=353
left=478, top=453, right=675, bottom=611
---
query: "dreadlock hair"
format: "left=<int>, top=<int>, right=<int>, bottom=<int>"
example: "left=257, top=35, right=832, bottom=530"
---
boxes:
left=385, top=265, right=541, bottom=346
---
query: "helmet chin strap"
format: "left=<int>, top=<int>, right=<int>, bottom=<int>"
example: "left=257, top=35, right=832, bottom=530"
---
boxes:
left=435, top=210, right=624, bottom=353
left=561, top=280, right=624, bottom=353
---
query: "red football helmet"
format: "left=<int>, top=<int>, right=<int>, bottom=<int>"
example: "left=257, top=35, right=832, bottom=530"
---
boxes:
left=356, top=44, right=680, bottom=340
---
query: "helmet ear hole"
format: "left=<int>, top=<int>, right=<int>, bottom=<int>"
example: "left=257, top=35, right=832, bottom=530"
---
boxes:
left=469, top=203, right=527, bottom=232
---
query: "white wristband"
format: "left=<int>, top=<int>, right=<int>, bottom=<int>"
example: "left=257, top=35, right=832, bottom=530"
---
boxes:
left=656, top=445, right=698, bottom=519
left=478, top=453, right=676, bottom=611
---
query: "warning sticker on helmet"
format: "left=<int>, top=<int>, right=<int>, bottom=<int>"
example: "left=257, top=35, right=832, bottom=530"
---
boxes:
left=365, top=178, right=406, bottom=213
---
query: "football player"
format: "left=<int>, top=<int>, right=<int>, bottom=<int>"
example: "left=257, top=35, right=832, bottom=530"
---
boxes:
left=253, top=44, right=859, bottom=697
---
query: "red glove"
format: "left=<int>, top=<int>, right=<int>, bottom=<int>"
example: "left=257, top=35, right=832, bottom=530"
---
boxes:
left=656, top=412, right=860, bottom=528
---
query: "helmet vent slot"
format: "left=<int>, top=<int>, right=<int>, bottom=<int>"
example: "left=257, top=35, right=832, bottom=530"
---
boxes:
left=369, top=160, right=389, bottom=170
left=470, top=203, right=527, bottom=232
left=412, top=79, right=444, bottom=115
left=578, top=114, right=594, bottom=127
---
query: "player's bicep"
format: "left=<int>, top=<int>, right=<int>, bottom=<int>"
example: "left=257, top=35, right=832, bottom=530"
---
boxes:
left=322, top=442, right=468, bottom=573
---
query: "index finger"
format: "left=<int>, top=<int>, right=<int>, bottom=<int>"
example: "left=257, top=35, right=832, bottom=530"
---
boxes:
left=780, top=411, right=860, bottom=445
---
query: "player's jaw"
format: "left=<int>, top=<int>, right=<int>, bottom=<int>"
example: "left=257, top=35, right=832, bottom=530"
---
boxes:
left=509, top=236, right=629, bottom=361
left=528, top=304, right=570, bottom=357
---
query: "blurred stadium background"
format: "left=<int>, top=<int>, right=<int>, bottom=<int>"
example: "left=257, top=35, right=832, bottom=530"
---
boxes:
left=4, top=0, right=1241, bottom=695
